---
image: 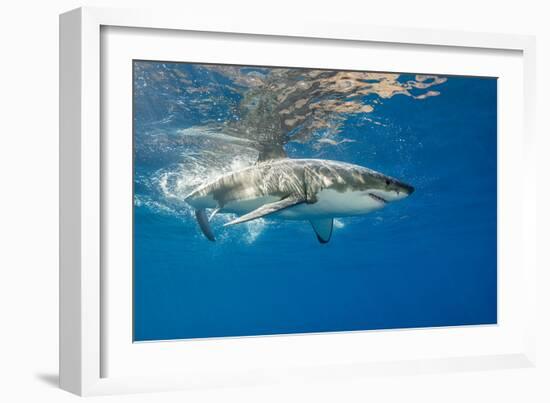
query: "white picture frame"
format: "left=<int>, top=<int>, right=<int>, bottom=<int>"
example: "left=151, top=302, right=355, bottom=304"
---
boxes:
left=59, top=6, right=537, bottom=396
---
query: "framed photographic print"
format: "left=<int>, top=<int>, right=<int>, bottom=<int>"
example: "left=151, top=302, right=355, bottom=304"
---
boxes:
left=60, top=7, right=537, bottom=396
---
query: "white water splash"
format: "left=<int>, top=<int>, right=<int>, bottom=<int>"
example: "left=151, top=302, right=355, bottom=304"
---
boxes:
left=141, top=134, right=268, bottom=243
left=333, top=219, right=345, bottom=229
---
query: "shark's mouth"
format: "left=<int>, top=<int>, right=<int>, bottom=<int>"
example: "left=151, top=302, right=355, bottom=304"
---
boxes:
left=367, top=192, right=388, bottom=204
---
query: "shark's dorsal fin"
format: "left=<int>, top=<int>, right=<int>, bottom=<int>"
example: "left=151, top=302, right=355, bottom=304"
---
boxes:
left=309, top=218, right=333, bottom=243
left=224, top=196, right=304, bottom=226
left=256, top=144, right=287, bottom=163
left=195, top=209, right=216, bottom=241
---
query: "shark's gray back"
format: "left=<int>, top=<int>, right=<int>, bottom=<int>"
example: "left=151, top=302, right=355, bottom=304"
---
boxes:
left=187, top=158, right=388, bottom=207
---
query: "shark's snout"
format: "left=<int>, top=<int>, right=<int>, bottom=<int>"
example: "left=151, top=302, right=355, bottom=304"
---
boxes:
left=401, top=183, right=415, bottom=196
left=394, top=182, right=415, bottom=201
left=386, top=176, right=414, bottom=196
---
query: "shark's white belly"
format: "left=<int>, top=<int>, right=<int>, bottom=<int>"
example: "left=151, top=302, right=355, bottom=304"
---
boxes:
left=280, top=189, right=384, bottom=219
left=222, top=189, right=384, bottom=220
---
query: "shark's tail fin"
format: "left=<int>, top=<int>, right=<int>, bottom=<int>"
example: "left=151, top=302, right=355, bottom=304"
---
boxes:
left=194, top=209, right=216, bottom=241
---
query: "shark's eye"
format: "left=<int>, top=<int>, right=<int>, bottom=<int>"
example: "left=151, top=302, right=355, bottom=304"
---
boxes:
left=385, top=179, right=391, bottom=186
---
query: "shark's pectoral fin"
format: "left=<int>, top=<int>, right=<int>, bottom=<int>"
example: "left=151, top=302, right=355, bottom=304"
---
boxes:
left=309, top=218, right=334, bottom=244
left=224, top=196, right=304, bottom=226
left=195, top=209, right=216, bottom=241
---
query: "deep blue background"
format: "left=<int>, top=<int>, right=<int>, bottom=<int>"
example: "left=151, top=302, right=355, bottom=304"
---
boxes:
left=133, top=64, right=497, bottom=341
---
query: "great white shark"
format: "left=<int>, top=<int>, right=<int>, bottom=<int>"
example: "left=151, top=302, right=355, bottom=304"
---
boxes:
left=184, top=157, right=414, bottom=243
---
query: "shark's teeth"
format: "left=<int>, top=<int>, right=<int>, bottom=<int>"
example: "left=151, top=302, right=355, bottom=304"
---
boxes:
left=367, top=193, right=388, bottom=204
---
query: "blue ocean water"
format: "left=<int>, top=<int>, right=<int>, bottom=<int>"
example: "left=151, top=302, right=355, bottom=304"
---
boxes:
left=133, top=62, right=497, bottom=341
